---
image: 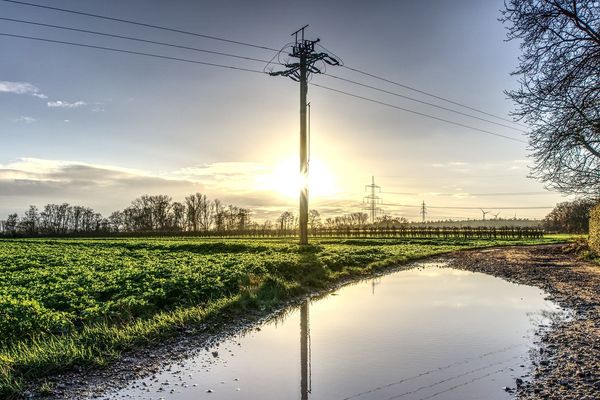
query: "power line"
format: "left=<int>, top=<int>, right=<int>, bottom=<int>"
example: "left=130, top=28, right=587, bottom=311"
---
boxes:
left=0, top=0, right=281, bottom=52
left=382, top=191, right=554, bottom=197
left=1, top=0, right=529, bottom=134
left=0, top=32, right=265, bottom=74
left=311, top=83, right=528, bottom=144
left=341, top=65, right=527, bottom=128
left=381, top=202, right=553, bottom=210
left=323, top=73, right=527, bottom=133
left=0, top=17, right=280, bottom=65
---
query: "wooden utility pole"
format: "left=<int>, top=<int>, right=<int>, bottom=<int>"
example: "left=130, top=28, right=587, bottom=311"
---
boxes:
left=269, top=25, right=340, bottom=245
left=299, top=41, right=309, bottom=245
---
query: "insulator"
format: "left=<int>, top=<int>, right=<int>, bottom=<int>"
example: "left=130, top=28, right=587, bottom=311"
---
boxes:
left=323, top=56, right=340, bottom=66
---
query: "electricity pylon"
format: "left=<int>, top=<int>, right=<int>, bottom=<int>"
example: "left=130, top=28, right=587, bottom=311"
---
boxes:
left=364, top=176, right=382, bottom=224
left=420, top=200, right=427, bottom=223
left=269, top=25, right=340, bottom=245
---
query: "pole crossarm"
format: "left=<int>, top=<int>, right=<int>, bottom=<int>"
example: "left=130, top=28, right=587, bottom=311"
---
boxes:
left=268, top=53, right=339, bottom=79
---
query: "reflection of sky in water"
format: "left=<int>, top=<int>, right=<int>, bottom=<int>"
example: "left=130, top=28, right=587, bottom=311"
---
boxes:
left=109, top=265, right=562, bottom=400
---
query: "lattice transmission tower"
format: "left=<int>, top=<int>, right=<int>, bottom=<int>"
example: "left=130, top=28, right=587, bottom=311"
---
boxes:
left=364, top=176, right=383, bottom=224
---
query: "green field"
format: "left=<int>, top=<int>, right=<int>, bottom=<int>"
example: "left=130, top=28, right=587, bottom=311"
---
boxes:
left=0, top=235, right=572, bottom=397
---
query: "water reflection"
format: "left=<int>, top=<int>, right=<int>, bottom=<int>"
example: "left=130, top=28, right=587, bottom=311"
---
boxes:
left=108, top=265, right=563, bottom=400
left=301, top=301, right=310, bottom=400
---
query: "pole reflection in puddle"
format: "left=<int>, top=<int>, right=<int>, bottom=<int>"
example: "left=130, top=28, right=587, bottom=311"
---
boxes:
left=300, top=300, right=310, bottom=400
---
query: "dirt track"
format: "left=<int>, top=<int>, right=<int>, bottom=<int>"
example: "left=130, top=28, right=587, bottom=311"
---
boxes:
left=447, top=244, right=600, bottom=400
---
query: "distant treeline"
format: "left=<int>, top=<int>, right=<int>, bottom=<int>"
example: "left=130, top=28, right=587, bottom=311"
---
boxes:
left=0, top=193, right=254, bottom=236
left=0, top=194, right=594, bottom=237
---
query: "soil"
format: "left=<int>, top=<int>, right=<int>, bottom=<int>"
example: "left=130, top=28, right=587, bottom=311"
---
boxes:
left=32, top=244, right=600, bottom=400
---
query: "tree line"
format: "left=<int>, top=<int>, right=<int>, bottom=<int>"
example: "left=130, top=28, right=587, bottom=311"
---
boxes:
left=1, top=194, right=596, bottom=236
left=0, top=193, right=254, bottom=236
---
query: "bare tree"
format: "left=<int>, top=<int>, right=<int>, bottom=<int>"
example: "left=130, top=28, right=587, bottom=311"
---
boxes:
left=197, top=194, right=212, bottom=231
left=171, top=201, right=186, bottom=231
left=308, top=209, right=321, bottom=230
left=20, top=206, right=39, bottom=234
left=502, top=0, right=600, bottom=195
left=277, top=211, right=294, bottom=231
left=149, top=195, right=172, bottom=231
left=130, top=195, right=153, bottom=231
left=108, top=211, right=123, bottom=232
left=4, top=213, right=18, bottom=235
left=213, top=199, right=225, bottom=231
left=225, top=205, right=239, bottom=231
left=185, top=193, right=200, bottom=232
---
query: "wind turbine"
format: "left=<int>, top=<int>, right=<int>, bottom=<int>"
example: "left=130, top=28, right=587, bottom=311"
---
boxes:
left=492, top=211, right=502, bottom=220
left=481, top=209, right=491, bottom=221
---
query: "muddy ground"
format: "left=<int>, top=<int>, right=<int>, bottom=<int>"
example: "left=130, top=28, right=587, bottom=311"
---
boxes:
left=36, top=244, right=600, bottom=400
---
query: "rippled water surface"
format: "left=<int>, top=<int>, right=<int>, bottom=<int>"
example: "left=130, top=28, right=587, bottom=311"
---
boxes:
left=110, top=263, right=561, bottom=400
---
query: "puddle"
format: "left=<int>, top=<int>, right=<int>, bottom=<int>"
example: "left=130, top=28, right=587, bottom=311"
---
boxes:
left=107, top=262, right=563, bottom=400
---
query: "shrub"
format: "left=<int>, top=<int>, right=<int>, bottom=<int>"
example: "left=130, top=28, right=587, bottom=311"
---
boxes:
left=589, top=203, right=600, bottom=255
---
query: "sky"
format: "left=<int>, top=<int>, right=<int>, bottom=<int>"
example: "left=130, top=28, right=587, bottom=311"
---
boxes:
left=0, top=0, right=573, bottom=222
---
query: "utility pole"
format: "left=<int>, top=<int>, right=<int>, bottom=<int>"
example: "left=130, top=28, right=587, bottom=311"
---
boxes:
left=420, top=200, right=427, bottom=223
left=269, top=25, right=340, bottom=245
left=364, top=176, right=382, bottom=224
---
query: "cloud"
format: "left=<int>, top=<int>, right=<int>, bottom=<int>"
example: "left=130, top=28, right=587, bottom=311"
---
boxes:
left=13, top=116, right=36, bottom=124
left=0, top=158, right=369, bottom=222
left=0, top=158, right=289, bottom=216
left=47, top=100, right=87, bottom=108
left=0, top=81, right=47, bottom=99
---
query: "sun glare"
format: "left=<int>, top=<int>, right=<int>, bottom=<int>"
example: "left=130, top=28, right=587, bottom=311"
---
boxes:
left=256, top=157, right=339, bottom=199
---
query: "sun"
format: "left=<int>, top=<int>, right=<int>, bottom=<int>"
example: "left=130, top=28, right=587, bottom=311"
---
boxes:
left=256, top=157, right=339, bottom=199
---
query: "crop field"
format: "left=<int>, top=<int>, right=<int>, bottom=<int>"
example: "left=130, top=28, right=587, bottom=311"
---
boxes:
left=0, top=235, right=568, bottom=396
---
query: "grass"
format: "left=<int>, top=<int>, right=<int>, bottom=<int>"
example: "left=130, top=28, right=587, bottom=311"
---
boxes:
left=0, top=235, right=571, bottom=397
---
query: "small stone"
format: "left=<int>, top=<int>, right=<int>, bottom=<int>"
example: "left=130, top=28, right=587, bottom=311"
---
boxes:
left=516, top=378, right=524, bottom=387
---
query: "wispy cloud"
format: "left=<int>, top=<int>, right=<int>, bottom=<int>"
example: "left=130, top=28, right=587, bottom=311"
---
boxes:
left=47, top=100, right=87, bottom=108
left=13, top=116, right=36, bottom=124
left=0, top=81, right=47, bottom=99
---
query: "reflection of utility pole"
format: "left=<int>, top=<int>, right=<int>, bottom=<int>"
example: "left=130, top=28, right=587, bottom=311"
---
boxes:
left=300, top=301, right=310, bottom=400
left=371, top=277, right=381, bottom=295
left=364, top=176, right=382, bottom=224
left=269, top=25, right=340, bottom=245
